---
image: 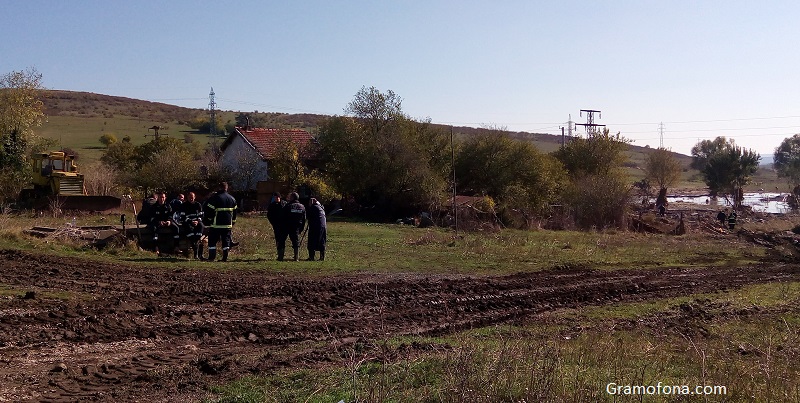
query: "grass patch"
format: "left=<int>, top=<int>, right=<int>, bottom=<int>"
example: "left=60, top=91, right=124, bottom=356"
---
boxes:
left=0, top=211, right=786, bottom=275
left=208, top=283, right=800, bottom=402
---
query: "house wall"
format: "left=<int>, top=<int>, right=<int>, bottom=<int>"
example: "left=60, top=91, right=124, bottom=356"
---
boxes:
left=219, top=135, right=269, bottom=191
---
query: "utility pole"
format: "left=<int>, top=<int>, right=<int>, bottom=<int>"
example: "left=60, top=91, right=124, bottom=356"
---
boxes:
left=658, top=122, right=665, bottom=148
left=451, top=127, right=457, bottom=237
left=145, top=125, right=167, bottom=140
left=576, top=109, right=605, bottom=137
left=209, top=87, right=217, bottom=136
left=560, top=126, right=565, bottom=147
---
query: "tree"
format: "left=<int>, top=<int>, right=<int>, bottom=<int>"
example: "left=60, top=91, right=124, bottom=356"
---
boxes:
left=644, top=147, right=682, bottom=207
left=774, top=134, right=800, bottom=186
left=270, top=136, right=339, bottom=203
left=99, top=133, right=118, bottom=147
left=101, top=136, right=204, bottom=195
left=0, top=68, right=45, bottom=202
left=691, top=136, right=759, bottom=207
left=553, top=129, right=633, bottom=229
left=454, top=128, right=566, bottom=226
left=645, top=148, right=682, bottom=191
left=318, top=87, right=450, bottom=216
left=552, top=128, right=629, bottom=179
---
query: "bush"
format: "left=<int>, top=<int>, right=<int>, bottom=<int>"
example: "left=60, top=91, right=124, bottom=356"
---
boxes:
left=564, top=173, right=632, bottom=229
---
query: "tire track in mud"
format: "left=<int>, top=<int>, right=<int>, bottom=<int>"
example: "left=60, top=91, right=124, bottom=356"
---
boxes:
left=1, top=249, right=799, bottom=401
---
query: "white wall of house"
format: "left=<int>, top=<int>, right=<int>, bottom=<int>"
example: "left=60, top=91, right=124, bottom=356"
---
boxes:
left=219, top=134, right=269, bottom=191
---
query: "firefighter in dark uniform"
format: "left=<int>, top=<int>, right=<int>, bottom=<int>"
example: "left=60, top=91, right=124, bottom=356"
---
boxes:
left=180, top=191, right=205, bottom=260
left=267, top=192, right=286, bottom=260
left=281, top=192, right=306, bottom=261
left=305, top=197, right=327, bottom=261
left=728, top=210, right=737, bottom=230
left=150, top=191, right=180, bottom=254
left=204, top=182, right=237, bottom=262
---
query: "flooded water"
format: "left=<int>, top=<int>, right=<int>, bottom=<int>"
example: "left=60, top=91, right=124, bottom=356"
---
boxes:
left=664, top=193, right=790, bottom=214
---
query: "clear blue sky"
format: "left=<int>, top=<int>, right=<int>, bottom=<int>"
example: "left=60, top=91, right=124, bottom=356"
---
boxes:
left=2, top=0, right=799, bottom=157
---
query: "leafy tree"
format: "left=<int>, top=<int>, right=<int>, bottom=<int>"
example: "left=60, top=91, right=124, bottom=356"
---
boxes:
left=188, top=116, right=225, bottom=134
left=553, top=129, right=633, bottom=229
left=318, top=87, right=450, bottom=216
left=235, top=112, right=252, bottom=128
left=270, top=136, right=339, bottom=203
left=691, top=136, right=760, bottom=206
left=774, top=134, right=800, bottom=186
left=137, top=141, right=199, bottom=192
left=99, top=133, right=118, bottom=147
left=0, top=68, right=46, bottom=202
left=644, top=148, right=682, bottom=192
left=552, top=128, right=629, bottom=179
left=644, top=147, right=682, bottom=207
left=101, top=140, right=137, bottom=172
left=101, top=136, right=204, bottom=195
left=454, top=128, right=566, bottom=226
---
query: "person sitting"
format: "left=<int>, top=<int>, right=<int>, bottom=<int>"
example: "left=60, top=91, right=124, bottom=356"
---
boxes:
left=149, top=191, right=180, bottom=254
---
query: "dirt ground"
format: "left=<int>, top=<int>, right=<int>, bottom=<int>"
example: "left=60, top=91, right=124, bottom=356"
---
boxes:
left=1, top=249, right=800, bottom=402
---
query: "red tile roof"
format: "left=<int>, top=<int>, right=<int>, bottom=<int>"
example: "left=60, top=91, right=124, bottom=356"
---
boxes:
left=222, top=127, right=315, bottom=160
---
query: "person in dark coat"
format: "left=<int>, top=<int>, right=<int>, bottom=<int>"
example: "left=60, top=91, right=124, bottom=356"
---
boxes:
left=149, top=191, right=180, bottom=254
left=716, top=209, right=727, bottom=226
left=267, top=192, right=286, bottom=260
left=204, top=182, right=238, bottom=262
left=305, top=198, right=327, bottom=261
left=280, top=192, right=306, bottom=261
left=180, top=191, right=205, bottom=260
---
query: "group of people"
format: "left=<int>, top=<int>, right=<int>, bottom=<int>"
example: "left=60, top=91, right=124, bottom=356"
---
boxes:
left=138, top=184, right=327, bottom=262
left=138, top=182, right=238, bottom=261
left=267, top=192, right=327, bottom=261
left=716, top=208, right=737, bottom=230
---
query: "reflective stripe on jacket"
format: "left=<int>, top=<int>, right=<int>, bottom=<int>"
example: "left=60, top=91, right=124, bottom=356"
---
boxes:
left=205, top=191, right=238, bottom=229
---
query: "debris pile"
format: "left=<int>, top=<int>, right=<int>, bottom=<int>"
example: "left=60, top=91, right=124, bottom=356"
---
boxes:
left=24, top=225, right=122, bottom=248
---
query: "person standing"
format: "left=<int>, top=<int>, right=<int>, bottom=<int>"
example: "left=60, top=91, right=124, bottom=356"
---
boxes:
left=180, top=191, right=205, bottom=260
left=281, top=192, right=306, bottom=261
left=150, top=191, right=180, bottom=255
left=267, top=192, right=286, bottom=260
left=204, top=182, right=237, bottom=262
left=728, top=210, right=737, bottom=230
left=716, top=209, right=727, bottom=226
left=305, top=198, right=327, bottom=261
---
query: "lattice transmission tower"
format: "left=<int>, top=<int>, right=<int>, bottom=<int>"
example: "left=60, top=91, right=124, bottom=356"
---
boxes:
left=576, top=109, right=605, bottom=136
left=209, top=87, right=218, bottom=136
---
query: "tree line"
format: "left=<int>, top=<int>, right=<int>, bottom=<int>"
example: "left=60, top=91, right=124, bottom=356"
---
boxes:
left=2, top=69, right=782, bottom=229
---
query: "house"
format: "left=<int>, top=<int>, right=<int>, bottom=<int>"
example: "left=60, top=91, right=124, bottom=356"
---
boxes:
left=219, top=126, right=315, bottom=191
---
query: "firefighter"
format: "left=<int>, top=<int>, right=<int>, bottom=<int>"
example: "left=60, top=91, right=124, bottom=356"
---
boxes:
left=728, top=210, right=737, bottom=230
left=180, top=191, right=205, bottom=260
left=169, top=193, right=184, bottom=212
left=267, top=192, right=286, bottom=260
left=204, top=182, right=238, bottom=262
left=305, top=197, right=327, bottom=261
left=281, top=192, right=306, bottom=261
left=150, top=191, right=180, bottom=255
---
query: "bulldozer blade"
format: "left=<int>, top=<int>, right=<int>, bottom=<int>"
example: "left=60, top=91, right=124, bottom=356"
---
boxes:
left=56, top=195, right=122, bottom=212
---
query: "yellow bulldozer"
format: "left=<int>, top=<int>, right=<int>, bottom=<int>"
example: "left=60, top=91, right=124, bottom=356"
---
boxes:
left=17, top=151, right=121, bottom=211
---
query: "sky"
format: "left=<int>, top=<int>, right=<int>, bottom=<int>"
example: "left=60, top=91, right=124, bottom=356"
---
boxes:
left=2, top=0, right=800, bottom=157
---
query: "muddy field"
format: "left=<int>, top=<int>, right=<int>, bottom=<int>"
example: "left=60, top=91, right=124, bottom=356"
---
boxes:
left=1, top=249, right=799, bottom=402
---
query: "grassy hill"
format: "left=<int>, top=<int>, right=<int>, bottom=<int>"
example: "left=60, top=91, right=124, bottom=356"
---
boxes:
left=34, top=90, right=780, bottom=192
